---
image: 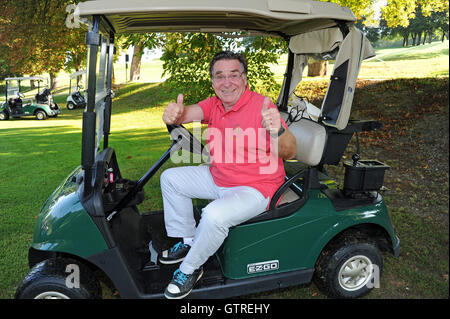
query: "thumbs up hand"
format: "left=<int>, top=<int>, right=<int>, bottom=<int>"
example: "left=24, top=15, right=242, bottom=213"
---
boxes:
left=261, top=97, right=281, bottom=134
left=163, top=93, right=185, bottom=125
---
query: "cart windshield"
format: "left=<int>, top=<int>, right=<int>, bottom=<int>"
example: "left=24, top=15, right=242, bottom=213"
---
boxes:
left=86, top=30, right=111, bottom=153
left=69, top=70, right=86, bottom=93
left=6, top=80, right=19, bottom=98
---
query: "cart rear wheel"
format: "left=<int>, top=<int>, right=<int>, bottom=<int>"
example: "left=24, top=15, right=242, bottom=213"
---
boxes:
left=314, top=236, right=382, bottom=299
left=35, top=110, right=47, bottom=120
left=67, top=102, right=75, bottom=110
left=15, top=258, right=102, bottom=299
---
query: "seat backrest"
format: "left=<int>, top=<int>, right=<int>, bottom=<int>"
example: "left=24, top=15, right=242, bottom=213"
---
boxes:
left=282, top=111, right=356, bottom=167
left=9, top=97, right=22, bottom=109
left=290, top=119, right=327, bottom=166
left=281, top=112, right=326, bottom=166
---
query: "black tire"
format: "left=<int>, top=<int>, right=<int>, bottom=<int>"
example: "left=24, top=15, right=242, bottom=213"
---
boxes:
left=0, top=110, right=9, bottom=120
left=314, top=236, right=383, bottom=299
left=67, top=102, right=75, bottom=110
left=35, top=110, right=47, bottom=120
left=15, top=258, right=102, bottom=299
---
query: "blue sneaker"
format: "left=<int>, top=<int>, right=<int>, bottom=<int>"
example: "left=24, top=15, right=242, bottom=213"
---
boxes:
left=164, top=268, right=203, bottom=299
left=159, top=241, right=191, bottom=265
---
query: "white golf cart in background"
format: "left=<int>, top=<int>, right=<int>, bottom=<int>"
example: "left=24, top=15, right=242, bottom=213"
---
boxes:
left=66, top=69, right=87, bottom=110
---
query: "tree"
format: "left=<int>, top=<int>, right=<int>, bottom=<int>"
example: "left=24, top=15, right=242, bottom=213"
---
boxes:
left=118, top=34, right=161, bottom=82
left=433, top=10, right=449, bottom=41
left=0, top=4, right=16, bottom=78
left=374, top=6, right=449, bottom=47
left=408, top=6, right=428, bottom=45
left=0, top=0, right=86, bottom=87
left=160, top=33, right=286, bottom=104
left=380, top=0, right=448, bottom=28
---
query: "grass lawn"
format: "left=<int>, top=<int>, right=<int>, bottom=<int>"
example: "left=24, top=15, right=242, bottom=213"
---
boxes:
left=361, top=41, right=449, bottom=78
left=0, top=41, right=448, bottom=299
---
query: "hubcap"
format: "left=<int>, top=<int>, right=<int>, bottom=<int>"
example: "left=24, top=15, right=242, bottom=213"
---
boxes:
left=338, top=255, right=373, bottom=291
left=34, top=291, right=70, bottom=299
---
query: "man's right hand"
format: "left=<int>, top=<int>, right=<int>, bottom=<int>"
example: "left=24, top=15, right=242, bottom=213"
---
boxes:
left=162, top=93, right=184, bottom=125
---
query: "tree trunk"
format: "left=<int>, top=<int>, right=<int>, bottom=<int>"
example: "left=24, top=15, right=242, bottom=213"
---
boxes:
left=307, top=60, right=327, bottom=77
left=403, top=31, right=409, bottom=47
left=130, top=41, right=144, bottom=82
left=417, top=32, right=422, bottom=46
left=112, top=65, right=115, bottom=86
left=49, top=73, right=58, bottom=90
left=75, top=68, right=83, bottom=87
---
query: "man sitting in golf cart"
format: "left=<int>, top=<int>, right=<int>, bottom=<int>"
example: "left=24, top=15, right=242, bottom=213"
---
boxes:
left=160, top=51, right=297, bottom=299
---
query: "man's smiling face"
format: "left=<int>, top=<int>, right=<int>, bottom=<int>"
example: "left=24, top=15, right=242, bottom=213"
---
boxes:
left=211, top=59, right=247, bottom=109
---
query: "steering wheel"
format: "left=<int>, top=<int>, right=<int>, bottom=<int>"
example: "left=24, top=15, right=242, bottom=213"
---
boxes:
left=166, top=124, right=209, bottom=160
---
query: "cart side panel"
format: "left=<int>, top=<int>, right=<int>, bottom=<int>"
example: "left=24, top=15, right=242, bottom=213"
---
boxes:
left=218, top=189, right=335, bottom=279
left=218, top=189, right=398, bottom=279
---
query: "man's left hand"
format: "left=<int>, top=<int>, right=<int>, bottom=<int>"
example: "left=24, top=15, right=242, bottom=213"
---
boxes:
left=261, top=97, right=281, bottom=134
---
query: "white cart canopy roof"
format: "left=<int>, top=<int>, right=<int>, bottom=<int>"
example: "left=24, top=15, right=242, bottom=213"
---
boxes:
left=70, top=70, right=86, bottom=78
left=4, top=76, right=46, bottom=81
left=75, top=0, right=356, bottom=36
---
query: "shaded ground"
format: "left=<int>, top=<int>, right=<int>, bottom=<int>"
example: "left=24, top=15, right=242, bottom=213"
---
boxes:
left=294, top=77, right=449, bottom=298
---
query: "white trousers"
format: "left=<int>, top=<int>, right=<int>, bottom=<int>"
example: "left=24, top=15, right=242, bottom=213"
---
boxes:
left=160, top=165, right=269, bottom=274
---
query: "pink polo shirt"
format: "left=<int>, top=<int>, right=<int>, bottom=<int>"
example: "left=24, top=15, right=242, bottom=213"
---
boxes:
left=198, top=87, right=287, bottom=199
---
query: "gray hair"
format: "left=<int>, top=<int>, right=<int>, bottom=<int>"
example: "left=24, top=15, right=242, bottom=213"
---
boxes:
left=209, top=51, right=248, bottom=78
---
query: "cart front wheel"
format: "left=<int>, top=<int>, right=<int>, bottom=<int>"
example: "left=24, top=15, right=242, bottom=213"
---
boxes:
left=15, top=258, right=102, bottom=299
left=314, top=238, right=382, bottom=299
left=0, top=111, right=8, bottom=120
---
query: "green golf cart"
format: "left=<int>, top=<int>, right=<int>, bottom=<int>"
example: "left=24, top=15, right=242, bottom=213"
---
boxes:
left=0, top=76, right=61, bottom=120
left=15, top=0, right=399, bottom=299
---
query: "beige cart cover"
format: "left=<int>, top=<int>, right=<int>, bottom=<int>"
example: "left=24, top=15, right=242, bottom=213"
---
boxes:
left=280, top=27, right=375, bottom=165
left=281, top=26, right=375, bottom=130
left=320, top=27, right=375, bottom=129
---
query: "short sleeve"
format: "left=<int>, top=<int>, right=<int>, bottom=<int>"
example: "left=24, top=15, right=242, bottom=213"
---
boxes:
left=198, top=96, right=216, bottom=124
left=281, top=117, right=288, bottom=129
